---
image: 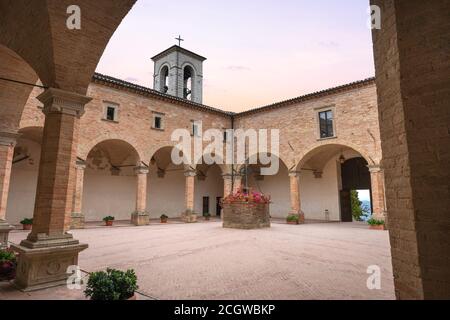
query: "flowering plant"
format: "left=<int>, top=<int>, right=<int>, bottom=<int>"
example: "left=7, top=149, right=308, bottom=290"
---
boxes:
left=222, top=188, right=271, bottom=204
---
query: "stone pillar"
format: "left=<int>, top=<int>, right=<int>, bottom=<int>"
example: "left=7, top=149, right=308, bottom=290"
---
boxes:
left=182, top=169, right=197, bottom=223
left=0, top=132, right=19, bottom=249
left=131, top=166, right=150, bottom=226
left=371, top=0, right=450, bottom=299
left=222, top=174, right=233, bottom=197
left=289, top=171, right=305, bottom=223
left=70, top=160, right=86, bottom=229
left=232, top=175, right=243, bottom=193
left=11, top=88, right=91, bottom=291
left=368, top=165, right=386, bottom=223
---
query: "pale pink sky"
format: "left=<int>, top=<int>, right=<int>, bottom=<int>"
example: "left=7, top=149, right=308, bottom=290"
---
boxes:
left=97, top=0, right=374, bottom=113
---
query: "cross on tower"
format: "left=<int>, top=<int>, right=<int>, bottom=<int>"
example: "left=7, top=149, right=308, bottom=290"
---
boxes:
left=175, top=35, right=184, bottom=47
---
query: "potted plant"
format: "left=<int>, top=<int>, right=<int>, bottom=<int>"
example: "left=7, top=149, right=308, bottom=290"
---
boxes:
left=367, top=218, right=386, bottom=230
left=0, top=249, right=16, bottom=281
left=160, top=214, right=168, bottom=223
left=203, top=213, right=211, bottom=221
left=20, top=218, right=33, bottom=230
left=286, top=214, right=300, bottom=225
left=84, top=268, right=138, bottom=300
left=103, top=216, right=115, bottom=226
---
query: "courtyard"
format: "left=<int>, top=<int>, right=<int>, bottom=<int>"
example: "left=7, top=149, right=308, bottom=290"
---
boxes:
left=2, top=221, right=395, bottom=300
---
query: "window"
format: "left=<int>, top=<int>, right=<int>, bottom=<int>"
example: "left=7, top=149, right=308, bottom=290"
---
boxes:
left=152, top=112, right=164, bottom=130
left=223, top=131, right=228, bottom=142
left=154, top=116, right=162, bottom=129
left=103, top=103, right=119, bottom=122
left=319, top=110, right=334, bottom=138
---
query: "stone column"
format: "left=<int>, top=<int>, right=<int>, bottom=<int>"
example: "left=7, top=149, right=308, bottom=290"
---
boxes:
left=222, top=174, right=233, bottom=197
left=11, top=88, right=91, bottom=291
left=232, top=175, right=243, bottom=193
left=289, top=171, right=305, bottom=223
left=0, top=132, right=19, bottom=249
left=182, top=169, right=197, bottom=223
left=131, top=166, right=150, bottom=226
left=371, top=0, right=450, bottom=299
left=368, top=165, right=387, bottom=223
left=70, top=160, right=86, bottom=229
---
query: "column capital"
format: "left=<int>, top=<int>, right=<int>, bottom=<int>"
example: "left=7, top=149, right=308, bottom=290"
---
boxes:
left=0, top=131, right=21, bottom=147
left=184, top=169, right=197, bottom=177
left=37, top=88, right=92, bottom=118
left=313, top=170, right=323, bottom=179
left=289, top=171, right=301, bottom=178
left=368, top=165, right=383, bottom=173
left=75, top=159, right=86, bottom=170
left=134, top=166, right=149, bottom=175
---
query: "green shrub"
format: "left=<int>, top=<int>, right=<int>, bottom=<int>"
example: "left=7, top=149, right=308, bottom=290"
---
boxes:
left=103, top=216, right=115, bottom=222
left=286, top=214, right=299, bottom=223
left=367, top=218, right=385, bottom=226
left=84, top=268, right=138, bottom=300
left=0, top=249, right=16, bottom=263
left=20, top=218, right=33, bottom=225
left=160, top=214, right=168, bottom=219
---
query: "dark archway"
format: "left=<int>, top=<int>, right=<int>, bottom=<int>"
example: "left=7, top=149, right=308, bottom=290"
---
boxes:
left=340, top=157, right=371, bottom=222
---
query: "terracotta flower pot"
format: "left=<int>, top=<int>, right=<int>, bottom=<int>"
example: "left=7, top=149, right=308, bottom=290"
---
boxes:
left=105, top=220, right=114, bottom=226
left=160, top=218, right=168, bottom=223
left=369, top=224, right=385, bottom=230
left=22, top=224, right=32, bottom=230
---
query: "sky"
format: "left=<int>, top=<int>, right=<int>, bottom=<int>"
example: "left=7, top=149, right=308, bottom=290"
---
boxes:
left=97, top=0, right=375, bottom=113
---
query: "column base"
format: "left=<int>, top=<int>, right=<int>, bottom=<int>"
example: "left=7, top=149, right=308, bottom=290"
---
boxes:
left=131, top=211, right=150, bottom=226
left=10, top=233, right=88, bottom=292
left=70, top=212, right=85, bottom=229
left=0, top=220, right=15, bottom=250
left=182, top=210, right=198, bottom=223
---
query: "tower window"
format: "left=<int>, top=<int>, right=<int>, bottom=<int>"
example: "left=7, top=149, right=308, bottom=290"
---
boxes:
left=160, top=66, right=169, bottom=94
left=183, top=66, right=194, bottom=100
left=319, top=110, right=334, bottom=138
left=103, top=103, right=119, bottom=122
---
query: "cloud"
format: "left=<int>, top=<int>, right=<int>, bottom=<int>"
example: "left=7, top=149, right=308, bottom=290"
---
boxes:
left=226, top=65, right=251, bottom=72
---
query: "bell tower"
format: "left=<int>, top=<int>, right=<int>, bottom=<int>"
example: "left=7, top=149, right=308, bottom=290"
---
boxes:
left=152, top=42, right=206, bottom=104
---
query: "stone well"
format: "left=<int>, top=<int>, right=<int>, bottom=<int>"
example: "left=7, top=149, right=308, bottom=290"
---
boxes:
left=222, top=202, right=270, bottom=230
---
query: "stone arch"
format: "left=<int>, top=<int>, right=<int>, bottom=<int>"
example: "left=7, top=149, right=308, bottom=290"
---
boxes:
left=79, top=133, right=144, bottom=163
left=0, top=44, right=40, bottom=133
left=147, top=145, right=189, bottom=218
left=84, top=139, right=141, bottom=170
left=235, top=152, right=290, bottom=175
left=194, top=152, right=228, bottom=176
left=0, top=1, right=136, bottom=94
left=296, top=141, right=376, bottom=172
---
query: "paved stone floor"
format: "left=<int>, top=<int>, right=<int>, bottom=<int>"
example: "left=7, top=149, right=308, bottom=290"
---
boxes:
left=1, top=220, right=395, bottom=300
